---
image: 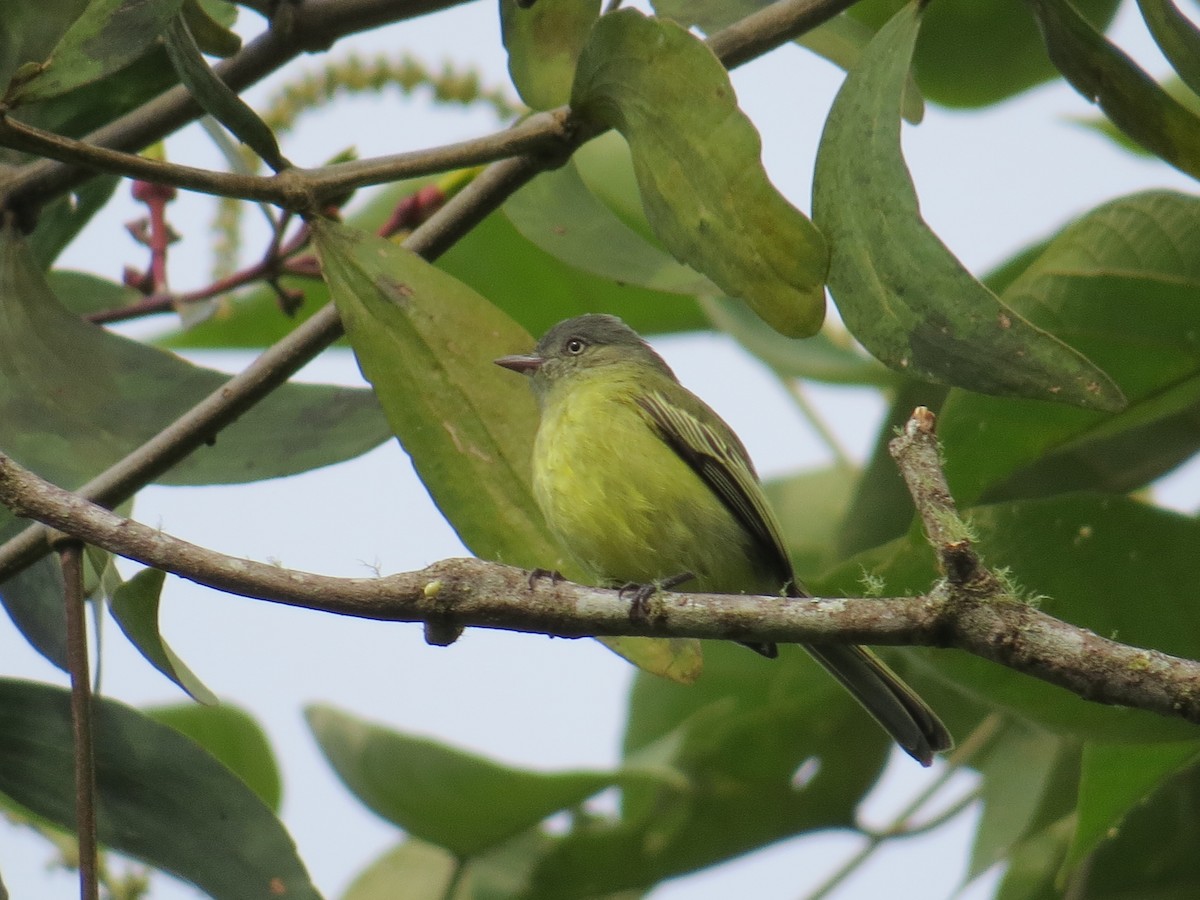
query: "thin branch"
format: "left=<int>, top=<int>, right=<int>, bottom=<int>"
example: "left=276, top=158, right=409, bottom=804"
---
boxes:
left=0, top=110, right=571, bottom=208
left=3, top=409, right=1200, bottom=726
left=0, top=0, right=472, bottom=217
left=0, top=0, right=850, bottom=216
left=56, top=539, right=98, bottom=900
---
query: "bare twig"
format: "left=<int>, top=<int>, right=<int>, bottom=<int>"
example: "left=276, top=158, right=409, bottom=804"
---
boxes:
left=55, top=539, right=98, bottom=900
left=3, top=414, right=1200, bottom=726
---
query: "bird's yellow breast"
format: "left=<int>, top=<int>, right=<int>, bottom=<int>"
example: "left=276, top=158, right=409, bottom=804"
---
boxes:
left=531, top=368, right=770, bottom=594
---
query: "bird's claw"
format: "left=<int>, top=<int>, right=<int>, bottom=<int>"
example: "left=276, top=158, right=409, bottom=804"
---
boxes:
left=619, top=572, right=695, bottom=621
left=526, top=567, right=563, bottom=589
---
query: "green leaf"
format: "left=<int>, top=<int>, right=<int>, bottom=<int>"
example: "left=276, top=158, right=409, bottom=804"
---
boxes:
left=851, top=0, right=1120, bottom=108
left=969, top=724, right=1066, bottom=878
left=1029, top=0, right=1200, bottom=182
left=45, top=269, right=142, bottom=316
left=181, top=0, right=240, bottom=57
left=501, top=0, right=599, bottom=110
left=145, top=701, right=283, bottom=811
left=504, top=159, right=718, bottom=297
left=763, top=465, right=859, bottom=577
left=28, top=175, right=120, bottom=268
left=1138, top=0, right=1200, bottom=100
left=812, top=2, right=1123, bottom=411
left=163, top=13, right=287, bottom=170
left=0, top=227, right=389, bottom=667
left=342, top=840, right=457, bottom=900
left=1067, top=741, right=1200, bottom=874
left=937, top=191, right=1200, bottom=505
left=522, top=642, right=890, bottom=897
left=0, top=226, right=391, bottom=493
left=0, top=0, right=88, bottom=92
left=571, top=9, right=828, bottom=338
left=701, top=295, right=896, bottom=386
left=313, top=218, right=558, bottom=569
left=825, top=494, right=1200, bottom=744
left=161, top=176, right=708, bottom=351
left=1073, top=757, right=1200, bottom=897
left=0, top=547, right=68, bottom=668
left=0, top=679, right=320, bottom=899
left=109, top=568, right=217, bottom=705
left=6, top=0, right=186, bottom=103
left=1, top=52, right=179, bottom=176
left=313, top=218, right=702, bottom=685
left=307, top=705, right=674, bottom=859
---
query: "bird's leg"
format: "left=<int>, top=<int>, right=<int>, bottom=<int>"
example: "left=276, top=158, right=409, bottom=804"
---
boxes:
left=526, top=567, right=564, bottom=589
left=620, top=571, right=696, bottom=622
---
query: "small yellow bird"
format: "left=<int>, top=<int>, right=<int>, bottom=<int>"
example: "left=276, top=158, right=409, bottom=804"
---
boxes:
left=497, top=314, right=951, bottom=765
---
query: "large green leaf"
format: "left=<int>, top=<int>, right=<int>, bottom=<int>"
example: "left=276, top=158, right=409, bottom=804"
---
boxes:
left=1067, top=741, right=1200, bottom=873
left=0, top=679, right=319, bottom=899
left=516, top=641, right=890, bottom=897
left=312, top=218, right=558, bottom=569
left=1073, top=757, right=1200, bottom=897
left=812, top=2, right=1122, bottom=411
left=6, top=0, right=185, bottom=103
left=1029, top=0, right=1200, bottom=182
left=313, top=218, right=701, bottom=682
left=4, top=48, right=179, bottom=165
left=145, top=701, right=283, bottom=812
left=1138, top=0, right=1200, bottom=100
left=823, top=494, right=1200, bottom=744
left=0, top=226, right=389, bottom=667
left=937, top=191, right=1200, bottom=505
left=851, top=0, right=1121, bottom=108
left=0, top=0, right=89, bottom=92
left=969, top=724, right=1067, bottom=878
left=307, top=705, right=680, bottom=860
left=500, top=0, right=599, bottom=110
left=504, top=159, right=717, bottom=297
left=572, top=9, right=828, bottom=338
left=0, top=227, right=390, bottom=491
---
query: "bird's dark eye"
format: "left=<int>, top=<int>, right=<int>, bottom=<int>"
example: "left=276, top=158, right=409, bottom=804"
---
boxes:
left=565, top=337, right=586, bottom=355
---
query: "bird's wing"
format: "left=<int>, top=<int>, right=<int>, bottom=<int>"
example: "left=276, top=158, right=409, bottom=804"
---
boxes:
left=637, top=390, right=795, bottom=587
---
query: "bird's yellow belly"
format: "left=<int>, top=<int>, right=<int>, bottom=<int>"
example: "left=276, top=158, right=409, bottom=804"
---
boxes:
left=532, top=380, right=770, bottom=594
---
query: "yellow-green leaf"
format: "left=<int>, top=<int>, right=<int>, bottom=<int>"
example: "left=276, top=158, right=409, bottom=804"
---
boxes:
left=571, top=9, right=828, bottom=337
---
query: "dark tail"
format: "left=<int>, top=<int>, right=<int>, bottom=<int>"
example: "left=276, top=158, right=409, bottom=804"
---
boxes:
left=804, top=643, right=953, bottom=766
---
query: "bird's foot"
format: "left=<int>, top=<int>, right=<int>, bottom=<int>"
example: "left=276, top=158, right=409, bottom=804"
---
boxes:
left=619, top=572, right=696, bottom=621
left=526, top=567, right=563, bottom=589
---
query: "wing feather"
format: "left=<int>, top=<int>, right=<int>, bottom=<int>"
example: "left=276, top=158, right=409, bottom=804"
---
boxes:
left=636, top=390, right=795, bottom=589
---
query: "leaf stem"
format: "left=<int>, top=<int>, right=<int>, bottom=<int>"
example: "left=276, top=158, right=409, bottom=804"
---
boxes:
left=58, top=539, right=99, bottom=900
